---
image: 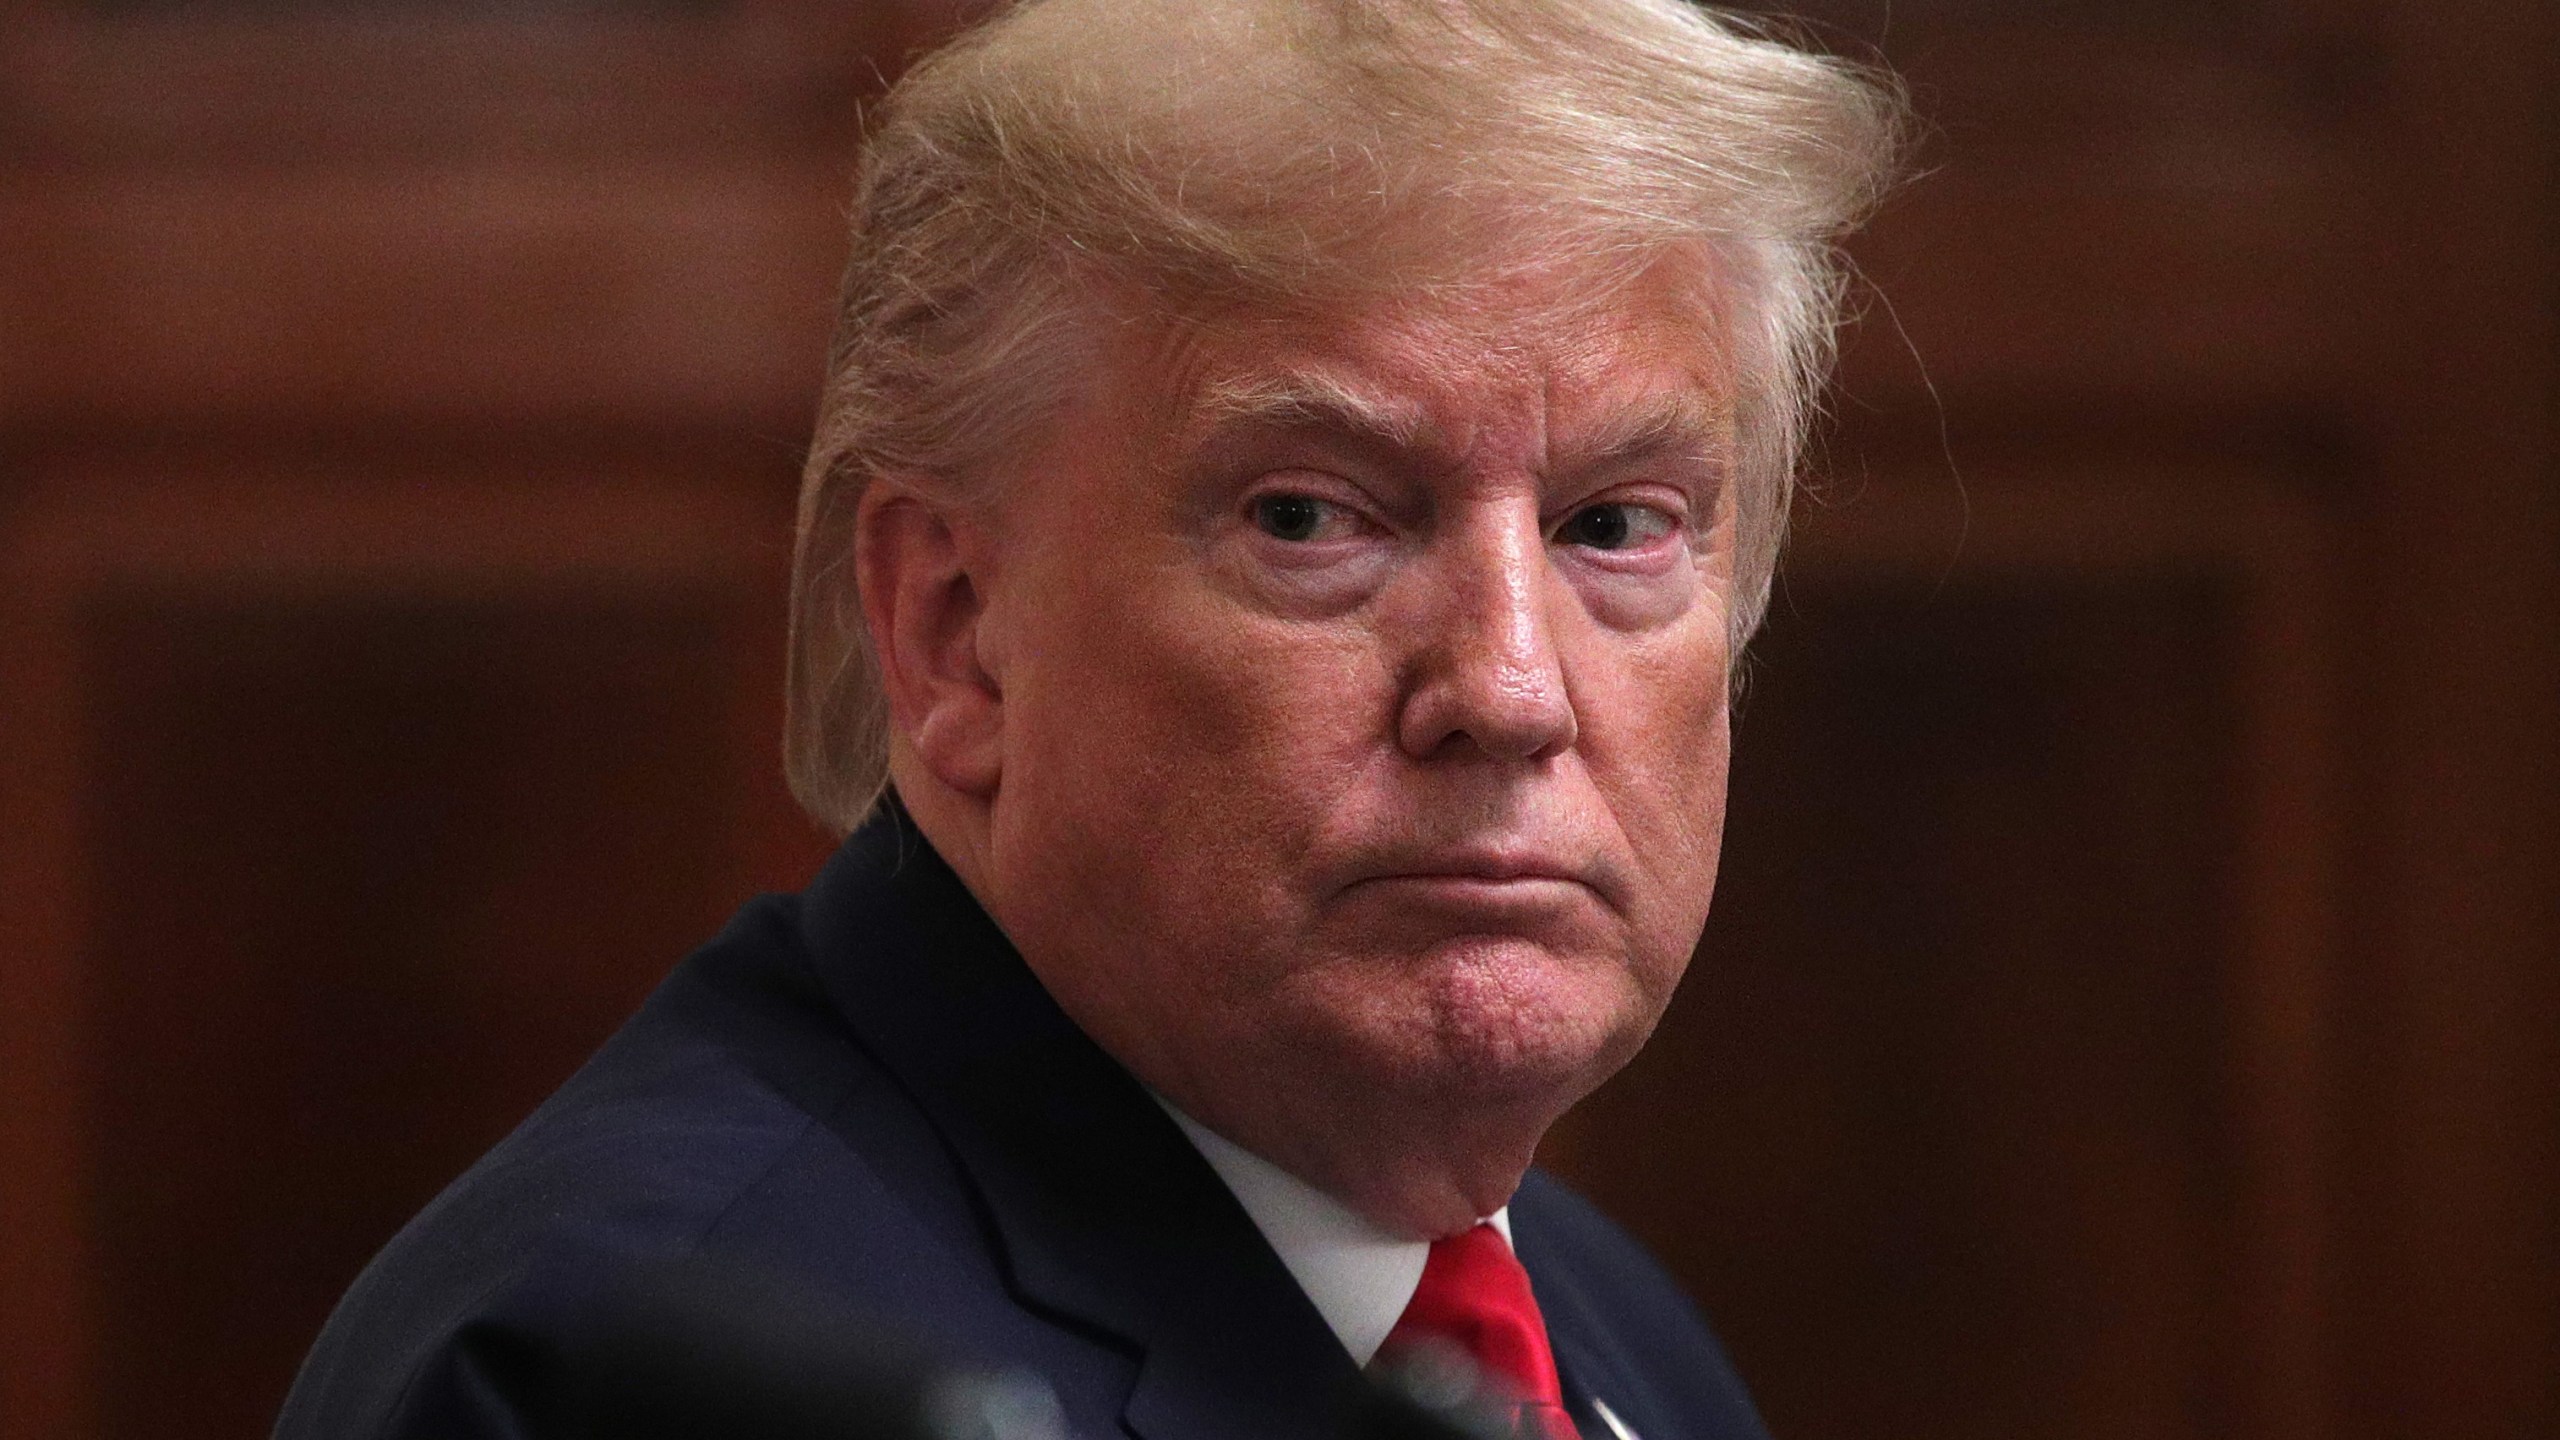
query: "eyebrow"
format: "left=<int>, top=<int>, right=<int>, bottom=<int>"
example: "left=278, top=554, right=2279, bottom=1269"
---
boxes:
left=1180, top=369, right=1728, bottom=481
left=1554, top=393, right=1727, bottom=475
left=1187, top=371, right=1441, bottom=460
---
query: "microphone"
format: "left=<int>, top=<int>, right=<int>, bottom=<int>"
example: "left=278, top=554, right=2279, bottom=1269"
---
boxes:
left=535, top=1257, right=1514, bottom=1440
left=543, top=1260, right=1068, bottom=1440
left=1362, top=1340, right=1540, bottom=1440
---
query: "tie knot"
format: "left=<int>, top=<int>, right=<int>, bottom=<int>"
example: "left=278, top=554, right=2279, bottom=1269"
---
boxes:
left=1381, top=1223, right=1574, bottom=1438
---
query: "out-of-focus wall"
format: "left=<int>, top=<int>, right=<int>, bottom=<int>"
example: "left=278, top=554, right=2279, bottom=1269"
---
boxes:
left=0, top=3, right=2550, bottom=1439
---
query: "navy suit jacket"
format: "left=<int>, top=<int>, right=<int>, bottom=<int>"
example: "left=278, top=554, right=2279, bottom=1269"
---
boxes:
left=277, top=805, right=1771, bottom=1440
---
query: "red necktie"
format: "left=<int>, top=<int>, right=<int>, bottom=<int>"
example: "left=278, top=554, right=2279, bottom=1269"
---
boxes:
left=1381, top=1223, right=1579, bottom=1440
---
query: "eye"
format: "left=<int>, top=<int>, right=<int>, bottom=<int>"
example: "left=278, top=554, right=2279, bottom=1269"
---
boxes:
left=1554, top=502, right=1675, bottom=551
left=1251, top=493, right=1346, bottom=543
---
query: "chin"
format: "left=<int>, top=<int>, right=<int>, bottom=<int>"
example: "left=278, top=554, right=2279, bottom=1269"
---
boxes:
left=1366, top=934, right=1653, bottom=1101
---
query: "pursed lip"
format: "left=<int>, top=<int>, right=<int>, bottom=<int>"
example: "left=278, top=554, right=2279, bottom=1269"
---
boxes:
left=1333, top=845, right=1611, bottom=904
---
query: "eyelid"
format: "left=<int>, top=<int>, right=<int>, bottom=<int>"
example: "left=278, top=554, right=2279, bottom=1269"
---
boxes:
left=1241, top=473, right=1387, bottom=525
left=1548, top=491, right=1688, bottom=545
left=1241, top=480, right=1391, bottom=550
left=1548, top=475, right=1692, bottom=520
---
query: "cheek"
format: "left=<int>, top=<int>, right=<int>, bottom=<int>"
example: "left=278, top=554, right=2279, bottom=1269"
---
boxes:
left=1004, top=566, right=1388, bottom=910
left=1053, top=606, right=1376, bottom=785
left=1592, top=629, right=1734, bottom=908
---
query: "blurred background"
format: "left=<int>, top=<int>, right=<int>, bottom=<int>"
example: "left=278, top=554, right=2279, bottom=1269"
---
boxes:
left=1, top=1, right=2552, bottom=1438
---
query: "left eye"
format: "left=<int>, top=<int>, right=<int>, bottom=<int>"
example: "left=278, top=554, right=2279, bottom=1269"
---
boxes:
left=1554, top=503, right=1674, bottom=551
left=1252, top=494, right=1327, bottom=542
left=1249, top=492, right=1366, bottom=543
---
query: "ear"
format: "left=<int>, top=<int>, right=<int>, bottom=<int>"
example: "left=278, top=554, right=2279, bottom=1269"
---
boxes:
left=855, top=486, right=1003, bottom=799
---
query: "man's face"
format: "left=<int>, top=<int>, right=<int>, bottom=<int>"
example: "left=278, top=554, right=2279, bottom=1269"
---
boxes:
left=967, top=265, right=1738, bottom=1204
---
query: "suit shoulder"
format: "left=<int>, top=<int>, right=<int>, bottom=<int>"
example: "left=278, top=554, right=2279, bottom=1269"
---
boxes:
left=277, top=894, right=909, bottom=1439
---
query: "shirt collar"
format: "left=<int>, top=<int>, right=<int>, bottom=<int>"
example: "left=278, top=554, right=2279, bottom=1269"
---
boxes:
left=1159, top=1102, right=1511, bottom=1365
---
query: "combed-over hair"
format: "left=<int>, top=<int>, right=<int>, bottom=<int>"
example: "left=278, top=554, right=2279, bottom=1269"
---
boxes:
left=787, top=0, right=1906, bottom=832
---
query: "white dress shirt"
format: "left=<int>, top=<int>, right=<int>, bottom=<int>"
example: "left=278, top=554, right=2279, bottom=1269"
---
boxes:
left=1158, top=1102, right=1512, bottom=1365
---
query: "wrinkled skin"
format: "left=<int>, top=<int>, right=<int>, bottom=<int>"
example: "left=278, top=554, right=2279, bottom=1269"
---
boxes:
left=864, top=265, right=1738, bottom=1238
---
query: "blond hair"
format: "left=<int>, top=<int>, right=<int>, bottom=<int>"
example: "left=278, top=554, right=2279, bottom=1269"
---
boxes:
left=788, top=0, right=1906, bottom=832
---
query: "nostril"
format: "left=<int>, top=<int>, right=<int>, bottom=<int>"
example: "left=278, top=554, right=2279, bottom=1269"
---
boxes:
left=1395, top=646, right=1576, bottom=762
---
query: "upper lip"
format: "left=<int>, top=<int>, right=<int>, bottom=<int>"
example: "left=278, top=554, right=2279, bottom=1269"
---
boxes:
left=1341, top=845, right=1595, bottom=888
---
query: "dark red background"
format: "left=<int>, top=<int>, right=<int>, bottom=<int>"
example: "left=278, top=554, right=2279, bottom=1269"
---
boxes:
left=2, top=3, right=2552, bottom=1438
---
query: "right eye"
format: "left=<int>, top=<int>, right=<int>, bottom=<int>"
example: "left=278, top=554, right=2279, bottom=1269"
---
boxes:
left=1250, top=493, right=1342, bottom=543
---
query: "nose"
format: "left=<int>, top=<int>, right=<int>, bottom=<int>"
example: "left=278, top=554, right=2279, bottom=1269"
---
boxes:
left=1394, top=508, right=1578, bottom=762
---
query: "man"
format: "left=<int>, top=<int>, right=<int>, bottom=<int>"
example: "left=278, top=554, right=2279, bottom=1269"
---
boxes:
left=278, top=2, right=1900, bottom=1437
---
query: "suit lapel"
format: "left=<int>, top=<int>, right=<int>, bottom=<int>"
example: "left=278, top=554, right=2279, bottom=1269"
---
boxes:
left=800, top=805, right=1366, bottom=1440
left=1510, top=1191, right=1661, bottom=1440
left=1547, top=1328, right=1651, bottom=1440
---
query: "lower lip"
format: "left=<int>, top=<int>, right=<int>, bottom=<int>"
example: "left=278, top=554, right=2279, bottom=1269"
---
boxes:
left=1349, top=874, right=1592, bottom=907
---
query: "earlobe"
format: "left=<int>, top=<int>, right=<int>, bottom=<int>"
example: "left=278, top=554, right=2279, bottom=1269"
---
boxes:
left=854, top=488, right=1004, bottom=799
